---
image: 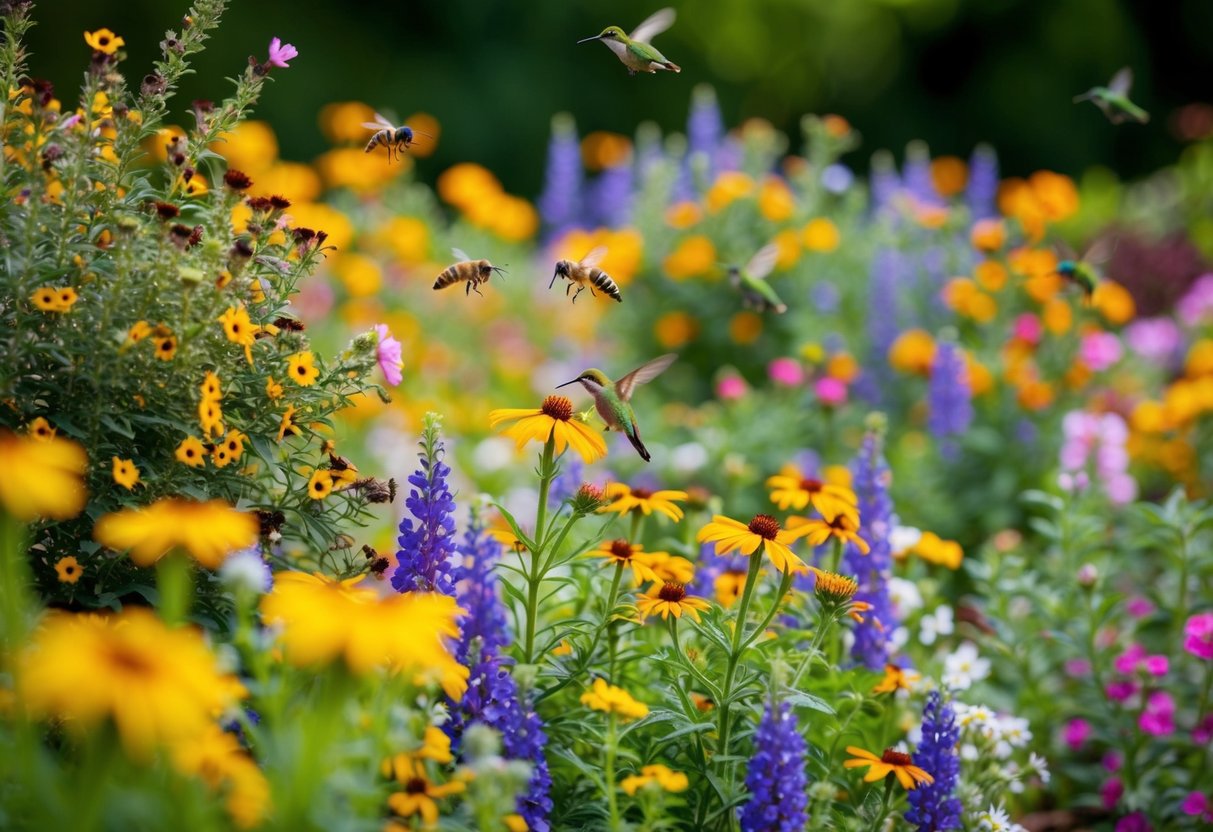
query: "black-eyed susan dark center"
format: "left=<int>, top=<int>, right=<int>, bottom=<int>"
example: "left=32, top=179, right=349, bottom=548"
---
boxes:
left=881, top=749, right=913, bottom=766
left=799, top=478, right=824, bottom=493
left=608, top=539, right=634, bottom=561
left=540, top=395, right=573, bottom=421
left=828, top=514, right=859, bottom=532
left=405, top=777, right=428, bottom=795
left=104, top=643, right=153, bottom=676
left=630, top=487, right=652, bottom=499
left=747, top=514, right=781, bottom=539
left=65, top=564, right=77, bottom=576
left=658, top=582, right=687, bottom=603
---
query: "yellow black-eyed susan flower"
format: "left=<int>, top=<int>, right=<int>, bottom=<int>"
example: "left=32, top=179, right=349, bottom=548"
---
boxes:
left=54, top=556, right=82, bottom=584
left=277, top=404, right=301, bottom=441
left=635, top=581, right=711, bottom=623
left=93, top=497, right=258, bottom=569
left=175, top=436, right=206, bottom=468
left=765, top=464, right=858, bottom=518
left=153, top=333, right=177, bottom=360
left=0, top=431, right=89, bottom=520
left=84, top=28, right=125, bottom=55
left=287, top=351, right=320, bottom=386
left=27, top=417, right=55, bottom=441
left=790, top=509, right=870, bottom=554
left=580, top=677, right=648, bottom=721
left=872, top=663, right=921, bottom=694
left=218, top=305, right=258, bottom=364
left=111, top=456, right=140, bottom=490
left=488, top=395, right=607, bottom=464
left=200, top=370, right=222, bottom=402
left=697, top=513, right=812, bottom=574
left=843, top=747, right=934, bottom=790
left=308, top=469, right=334, bottom=500
left=620, top=764, right=690, bottom=795
left=265, top=376, right=284, bottom=400
left=589, top=539, right=662, bottom=585
left=598, top=482, right=688, bottom=522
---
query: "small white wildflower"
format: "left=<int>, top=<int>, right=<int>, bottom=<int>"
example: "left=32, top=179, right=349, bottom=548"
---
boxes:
left=920, top=604, right=954, bottom=646
left=889, top=625, right=911, bottom=653
left=219, top=546, right=273, bottom=595
left=670, top=442, right=708, bottom=473
left=1028, top=752, right=1050, bottom=784
left=887, top=577, right=923, bottom=618
left=996, top=715, right=1032, bottom=748
left=960, top=743, right=979, bottom=761
left=943, top=641, right=991, bottom=690
left=975, top=803, right=1014, bottom=832
left=889, top=524, right=922, bottom=553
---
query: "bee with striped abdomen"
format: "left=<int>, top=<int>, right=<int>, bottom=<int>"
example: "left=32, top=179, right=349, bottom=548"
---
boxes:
left=362, top=112, right=428, bottom=163
left=550, top=246, right=622, bottom=303
left=433, top=248, right=507, bottom=296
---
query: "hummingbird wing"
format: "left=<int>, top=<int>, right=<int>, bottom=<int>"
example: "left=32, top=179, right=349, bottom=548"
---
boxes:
left=1082, top=235, right=1117, bottom=266
left=1108, top=67, right=1133, bottom=96
left=744, top=244, right=780, bottom=281
left=451, top=247, right=471, bottom=262
left=615, top=353, right=677, bottom=402
left=579, top=246, right=607, bottom=269
left=630, top=7, right=675, bottom=44
left=362, top=113, right=396, bottom=131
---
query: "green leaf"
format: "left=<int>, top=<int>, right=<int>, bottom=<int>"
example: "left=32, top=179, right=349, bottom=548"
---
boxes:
left=784, top=690, right=835, bottom=714
left=491, top=502, right=536, bottom=551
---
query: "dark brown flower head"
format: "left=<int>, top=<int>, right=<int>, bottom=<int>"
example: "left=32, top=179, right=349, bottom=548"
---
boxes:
left=353, top=477, right=393, bottom=504
left=153, top=201, right=180, bottom=220
left=630, top=487, right=653, bottom=499
left=268, top=195, right=291, bottom=210
left=799, top=477, right=824, bottom=493
left=748, top=514, right=781, bottom=539
left=881, top=749, right=913, bottom=766
left=160, top=36, right=184, bottom=55
left=141, top=73, right=167, bottom=96
left=40, top=144, right=63, bottom=169
left=387, top=477, right=398, bottom=503
left=292, top=227, right=316, bottom=244
left=169, top=223, right=193, bottom=247
left=369, top=557, right=390, bottom=578
left=246, top=196, right=273, bottom=213
left=223, top=168, right=252, bottom=191
left=657, top=582, right=688, bottom=603
left=273, top=316, right=305, bottom=332
left=22, top=76, right=54, bottom=107
left=607, top=539, right=635, bottom=561
left=229, top=238, right=254, bottom=259
left=328, top=453, right=354, bottom=472
left=315, top=230, right=329, bottom=246
left=540, top=395, right=573, bottom=421
left=170, top=151, right=186, bottom=167
left=404, top=777, right=428, bottom=795
left=256, top=509, right=285, bottom=536
left=827, top=513, right=859, bottom=533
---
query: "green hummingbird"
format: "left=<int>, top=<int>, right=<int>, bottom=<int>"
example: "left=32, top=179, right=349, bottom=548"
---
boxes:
left=556, top=353, right=677, bottom=462
left=727, top=243, right=787, bottom=314
left=577, top=8, right=681, bottom=75
left=1073, top=67, right=1149, bottom=125
left=1056, top=237, right=1115, bottom=299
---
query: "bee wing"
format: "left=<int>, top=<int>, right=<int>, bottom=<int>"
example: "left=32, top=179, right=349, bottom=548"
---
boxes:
left=1108, top=67, right=1133, bottom=96
left=578, top=246, right=608, bottom=269
left=744, top=244, right=780, bottom=281
left=361, top=112, right=396, bottom=131
left=616, top=353, right=677, bottom=402
left=451, top=247, right=471, bottom=262
left=630, top=7, right=675, bottom=43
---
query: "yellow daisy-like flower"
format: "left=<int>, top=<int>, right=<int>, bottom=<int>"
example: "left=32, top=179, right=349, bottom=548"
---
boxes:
left=907, top=531, right=964, bottom=570
left=94, top=497, right=258, bottom=569
left=843, top=746, right=935, bottom=790
left=171, top=723, right=270, bottom=829
left=598, top=482, right=688, bottom=522
left=589, top=539, right=662, bottom=585
left=696, top=513, right=812, bottom=574
left=872, top=663, right=921, bottom=694
left=84, top=28, right=125, bottom=54
left=286, top=351, right=320, bottom=386
left=153, top=333, right=178, bottom=360
left=18, top=608, right=245, bottom=759
left=212, top=445, right=232, bottom=468
left=200, top=370, right=222, bottom=402
left=175, top=436, right=207, bottom=468
left=765, top=465, right=858, bottom=519
left=790, top=509, right=871, bottom=554
left=0, top=430, right=89, bottom=521
left=647, top=551, right=695, bottom=584
left=714, top=568, right=748, bottom=607
left=27, top=417, right=56, bottom=441
left=580, top=677, right=649, bottom=721
left=54, top=556, right=82, bottom=584
left=635, top=581, right=711, bottom=623
left=111, top=456, right=140, bottom=490
left=620, top=764, right=690, bottom=796
left=308, top=469, right=334, bottom=500
left=218, top=306, right=259, bottom=365
left=260, top=572, right=468, bottom=695
left=30, top=286, right=78, bottom=312
left=277, top=404, right=301, bottom=441
left=222, top=430, right=246, bottom=461
left=488, top=394, right=607, bottom=464
left=126, top=320, right=152, bottom=343
left=198, top=398, right=224, bottom=438
left=384, top=755, right=466, bottom=827
left=265, top=376, right=284, bottom=400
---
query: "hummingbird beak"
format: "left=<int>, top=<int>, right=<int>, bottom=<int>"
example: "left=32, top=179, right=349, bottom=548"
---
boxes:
left=555, top=378, right=580, bottom=389
left=577, top=34, right=602, bottom=43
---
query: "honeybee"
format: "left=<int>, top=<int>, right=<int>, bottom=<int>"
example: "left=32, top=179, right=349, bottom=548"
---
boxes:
left=362, top=112, right=427, bottom=163
left=433, top=248, right=507, bottom=296
left=550, top=246, right=622, bottom=303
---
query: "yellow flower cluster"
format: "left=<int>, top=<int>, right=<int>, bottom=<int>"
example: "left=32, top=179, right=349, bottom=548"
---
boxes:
left=901, top=531, right=964, bottom=569
left=198, top=370, right=224, bottom=437
left=94, top=497, right=258, bottom=569
left=580, top=678, right=649, bottom=721
left=620, top=764, right=690, bottom=795
left=260, top=572, right=469, bottom=696
left=30, top=286, right=78, bottom=313
left=0, top=430, right=88, bottom=521
left=437, top=163, right=538, bottom=242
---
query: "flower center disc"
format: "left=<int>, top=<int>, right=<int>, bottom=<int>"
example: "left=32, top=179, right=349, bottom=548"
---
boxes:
left=881, top=749, right=913, bottom=766
left=658, top=582, right=687, bottom=602
left=747, top=514, right=781, bottom=539
left=540, top=395, right=573, bottom=421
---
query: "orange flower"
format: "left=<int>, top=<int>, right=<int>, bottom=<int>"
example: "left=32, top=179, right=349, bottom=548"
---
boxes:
left=697, top=513, right=811, bottom=574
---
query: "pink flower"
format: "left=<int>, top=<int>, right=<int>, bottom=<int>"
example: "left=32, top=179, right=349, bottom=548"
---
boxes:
left=1138, top=691, right=1175, bottom=736
left=1062, top=718, right=1091, bottom=751
left=1182, top=792, right=1212, bottom=821
left=767, top=357, right=805, bottom=387
left=1142, top=654, right=1169, bottom=677
left=1106, top=680, right=1137, bottom=702
left=1184, top=612, right=1213, bottom=660
left=716, top=375, right=747, bottom=401
left=1113, top=643, right=1146, bottom=675
left=1193, top=714, right=1213, bottom=744
left=1115, top=811, right=1152, bottom=832
left=1080, top=331, right=1123, bottom=371
left=1178, top=273, right=1213, bottom=327
left=814, top=376, right=847, bottom=407
left=267, top=36, right=298, bottom=68
left=1013, top=313, right=1043, bottom=345
left=1126, top=596, right=1154, bottom=618
left=374, top=324, right=403, bottom=386
left=1100, top=776, right=1124, bottom=809
left=1102, top=751, right=1122, bottom=772
left=1125, top=317, right=1181, bottom=364
left=1064, top=658, right=1091, bottom=677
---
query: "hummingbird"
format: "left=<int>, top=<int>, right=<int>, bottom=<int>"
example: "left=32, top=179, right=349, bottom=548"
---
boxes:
left=1056, top=237, right=1115, bottom=299
left=727, top=243, right=786, bottom=314
left=1073, top=67, right=1149, bottom=125
left=577, top=8, right=681, bottom=75
left=556, top=353, right=677, bottom=462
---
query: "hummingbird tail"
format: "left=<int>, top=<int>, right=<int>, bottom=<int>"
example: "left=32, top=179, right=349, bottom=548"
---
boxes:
left=662, top=61, right=681, bottom=73
left=626, top=429, right=652, bottom=463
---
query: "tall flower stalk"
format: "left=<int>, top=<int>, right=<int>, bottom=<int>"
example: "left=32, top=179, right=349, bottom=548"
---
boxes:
left=391, top=414, right=457, bottom=595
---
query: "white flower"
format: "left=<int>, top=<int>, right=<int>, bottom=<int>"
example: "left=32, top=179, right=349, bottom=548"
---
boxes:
left=219, top=546, right=273, bottom=595
left=996, top=715, right=1032, bottom=748
left=887, top=577, right=923, bottom=618
left=889, top=625, right=910, bottom=653
left=889, top=524, right=922, bottom=553
left=472, top=436, right=516, bottom=472
left=669, top=442, right=708, bottom=473
left=960, top=742, right=979, bottom=761
left=975, top=803, right=1015, bottom=832
left=954, top=703, right=996, bottom=736
left=920, top=604, right=954, bottom=646
left=1027, top=752, right=1050, bottom=784
left=943, top=642, right=990, bottom=690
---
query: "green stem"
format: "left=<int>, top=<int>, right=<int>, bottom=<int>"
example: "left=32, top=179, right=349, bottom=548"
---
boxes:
left=534, top=437, right=557, bottom=549
left=668, top=617, right=719, bottom=698
left=715, top=553, right=764, bottom=771
left=830, top=537, right=844, bottom=574
left=605, top=713, right=621, bottom=831
left=869, top=776, right=895, bottom=832
left=788, top=604, right=840, bottom=690
left=0, top=514, right=33, bottom=669
left=742, top=567, right=794, bottom=652
left=522, top=437, right=558, bottom=664
left=156, top=550, right=193, bottom=627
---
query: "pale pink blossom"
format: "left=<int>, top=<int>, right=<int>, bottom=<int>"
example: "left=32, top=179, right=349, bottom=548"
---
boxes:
left=1080, top=331, right=1123, bottom=371
left=767, top=357, right=805, bottom=387
left=716, top=375, right=747, bottom=401
left=814, top=376, right=848, bottom=407
left=267, top=37, right=298, bottom=68
left=1184, top=612, right=1213, bottom=660
left=374, top=324, right=403, bottom=386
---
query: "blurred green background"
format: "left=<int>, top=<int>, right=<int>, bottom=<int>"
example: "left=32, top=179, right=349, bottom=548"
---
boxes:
left=27, top=0, right=1213, bottom=192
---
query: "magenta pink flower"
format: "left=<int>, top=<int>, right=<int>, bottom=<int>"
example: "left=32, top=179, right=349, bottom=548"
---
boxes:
left=1065, top=658, right=1091, bottom=677
left=1013, top=313, right=1043, bottom=344
left=814, top=376, right=847, bottom=407
left=1106, top=680, right=1137, bottom=702
left=1182, top=792, right=1213, bottom=821
left=1101, top=776, right=1124, bottom=809
left=1143, top=655, right=1169, bottom=676
left=1080, top=331, right=1123, bottom=371
left=1184, top=612, right=1213, bottom=660
left=1138, top=691, right=1175, bottom=736
left=1115, top=811, right=1152, bottom=832
left=1193, top=714, right=1213, bottom=744
left=1063, top=718, right=1091, bottom=750
left=1126, top=596, right=1154, bottom=618
left=1113, top=643, right=1146, bottom=674
left=374, top=324, right=403, bottom=386
left=716, top=375, right=747, bottom=401
left=267, top=36, right=298, bottom=68
left=767, top=357, right=805, bottom=387
left=1102, top=751, right=1122, bottom=772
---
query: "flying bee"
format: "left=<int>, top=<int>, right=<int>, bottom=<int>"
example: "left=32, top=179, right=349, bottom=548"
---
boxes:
left=362, top=112, right=429, bottom=163
left=433, top=248, right=507, bottom=296
left=550, top=246, right=622, bottom=303
left=727, top=243, right=786, bottom=314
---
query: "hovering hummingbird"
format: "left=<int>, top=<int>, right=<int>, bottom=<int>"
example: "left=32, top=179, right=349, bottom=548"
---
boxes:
left=556, top=353, right=677, bottom=462
left=727, top=243, right=786, bottom=314
left=1056, top=237, right=1115, bottom=299
left=1073, top=67, right=1149, bottom=125
left=577, top=8, right=681, bottom=75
